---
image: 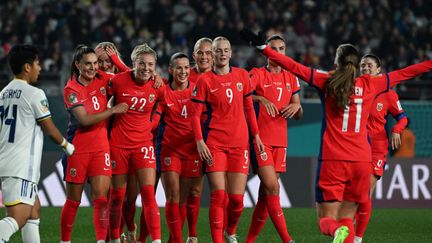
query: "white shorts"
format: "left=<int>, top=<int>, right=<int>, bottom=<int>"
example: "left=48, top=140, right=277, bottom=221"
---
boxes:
left=0, top=177, right=38, bottom=206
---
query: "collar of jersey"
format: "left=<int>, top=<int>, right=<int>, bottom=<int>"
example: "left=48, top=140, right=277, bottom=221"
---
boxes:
left=212, top=65, right=232, bottom=75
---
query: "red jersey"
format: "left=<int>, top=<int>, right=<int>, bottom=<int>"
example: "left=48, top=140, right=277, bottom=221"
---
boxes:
left=191, top=67, right=259, bottom=148
left=155, top=81, right=196, bottom=157
left=263, top=46, right=432, bottom=161
left=64, top=70, right=113, bottom=153
left=250, top=67, right=301, bottom=147
left=109, top=71, right=164, bottom=148
left=189, top=67, right=203, bottom=83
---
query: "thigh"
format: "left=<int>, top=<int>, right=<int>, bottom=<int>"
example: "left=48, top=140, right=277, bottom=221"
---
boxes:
left=181, top=153, right=201, bottom=178
left=227, top=147, right=249, bottom=174
left=137, top=168, right=157, bottom=187
left=161, top=147, right=182, bottom=174
left=251, top=144, right=275, bottom=174
left=207, top=172, right=226, bottom=192
left=226, top=172, right=248, bottom=195
left=89, top=175, right=111, bottom=199
left=111, top=147, right=131, bottom=175
left=344, top=162, right=371, bottom=203
left=88, top=150, right=112, bottom=178
left=273, top=147, right=287, bottom=173
left=0, top=177, right=38, bottom=207
left=316, top=160, right=348, bottom=203
left=64, top=153, right=90, bottom=183
left=205, top=146, right=228, bottom=173
left=131, top=143, right=157, bottom=171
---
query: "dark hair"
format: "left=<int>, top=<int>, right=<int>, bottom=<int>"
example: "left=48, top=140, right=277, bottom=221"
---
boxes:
left=7, top=44, right=39, bottom=75
left=265, top=35, right=285, bottom=44
left=362, top=53, right=382, bottom=67
left=326, top=44, right=360, bottom=108
left=168, top=52, right=189, bottom=83
left=70, top=45, right=96, bottom=79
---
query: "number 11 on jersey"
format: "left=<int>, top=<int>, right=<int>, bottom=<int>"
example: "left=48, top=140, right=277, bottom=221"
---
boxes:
left=341, top=98, right=362, bottom=133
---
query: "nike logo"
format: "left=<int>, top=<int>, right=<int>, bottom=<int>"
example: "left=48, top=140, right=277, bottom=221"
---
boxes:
left=264, top=84, right=272, bottom=88
left=167, top=103, right=174, bottom=107
left=212, top=220, right=222, bottom=224
left=103, top=168, right=110, bottom=171
left=281, top=163, right=286, bottom=167
left=149, top=160, right=155, bottom=164
left=192, top=169, right=198, bottom=172
left=122, top=93, right=129, bottom=96
left=277, top=212, right=283, bottom=217
left=374, top=167, right=380, bottom=170
left=257, top=218, right=266, bottom=222
left=210, top=88, right=219, bottom=93
left=243, top=165, right=248, bottom=169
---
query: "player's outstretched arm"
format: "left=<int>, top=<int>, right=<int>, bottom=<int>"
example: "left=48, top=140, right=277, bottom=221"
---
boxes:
left=39, top=117, right=74, bottom=156
left=71, top=103, right=128, bottom=127
left=387, top=60, right=432, bottom=87
left=105, top=46, right=130, bottom=72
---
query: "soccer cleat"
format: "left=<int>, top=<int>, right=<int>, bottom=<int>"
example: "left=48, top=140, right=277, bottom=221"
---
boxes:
left=127, top=223, right=137, bottom=243
left=288, top=240, right=296, bottom=243
left=224, top=231, right=238, bottom=243
left=354, top=236, right=363, bottom=243
left=333, top=226, right=349, bottom=243
left=120, top=233, right=126, bottom=243
left=186, top=236, right=198, bottom=243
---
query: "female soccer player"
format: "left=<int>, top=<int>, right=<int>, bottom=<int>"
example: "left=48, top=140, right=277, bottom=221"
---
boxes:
left=60, top=45, right=128, bottom=243
left=246, top=35, right=302, bottom=243
left=108, top=43, right=164, bottom=243
left=95, top=42, right=130, bottom=73
left=241, top=28, right=432, bottom=243
left=190, top=36, right=264, bottom=243
left=354, top=54, right=408, bottom=243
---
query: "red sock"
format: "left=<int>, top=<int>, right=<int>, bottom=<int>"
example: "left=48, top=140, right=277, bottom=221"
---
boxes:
left=265, top=195, right=292, bottom=242
left=226, top=194, right=244, bottom=235
left=223, top=191, right=229, bottom=230
left=138, top=209, right=148, bottom=242
left=186, top=195, right=200, bottom=237
left=319, top=217, right=338, bottom=236
left=355, top=199, right=371, bottom=237
left=109, top=188, right=126, bottom=239
left=180, top=203, right=187, bottom=228
left=60, top=199, right=80, bottom=241
left=94, top=196, right=109, bottom=240
left=141, top=185, right=161, bottom=240
left=165, top=202, right=183, bottom=242
left=123, top=196, right=137, bottom=231
left=245, top=197, right=268, bottom=243
left=209, top=190, right=225, bottom=243
left=339, top=218, right=354, bottom=243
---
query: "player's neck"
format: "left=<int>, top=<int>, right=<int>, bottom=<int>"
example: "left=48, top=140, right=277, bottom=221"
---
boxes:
left=171, top=80, right=188, bottom=91
left=266, top=64, right=282, bottom=73
left=14, top=74, right=30, bottom=83
left=78, top=75, right=93, bottom=86
left=198, top=66, right=211, bottom=74
left=213, top=65, right=230, bottom=75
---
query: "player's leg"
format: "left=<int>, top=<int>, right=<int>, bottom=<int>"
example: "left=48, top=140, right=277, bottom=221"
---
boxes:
left=21, top=196, right=41, bottom=243
left=123, top=173, right=138, bottom=242
left=245, top=182, right=268, bottom=243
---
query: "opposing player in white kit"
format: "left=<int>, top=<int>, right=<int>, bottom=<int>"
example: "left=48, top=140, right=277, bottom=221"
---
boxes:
left=0, top=44, right=75, bottom=242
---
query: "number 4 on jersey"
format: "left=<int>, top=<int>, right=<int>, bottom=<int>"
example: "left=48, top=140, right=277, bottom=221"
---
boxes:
left=0, top=104, right=18, bottom=143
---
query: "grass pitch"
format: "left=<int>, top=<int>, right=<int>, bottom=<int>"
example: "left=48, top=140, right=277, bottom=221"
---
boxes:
left=3, top=207, right=432, bottom=242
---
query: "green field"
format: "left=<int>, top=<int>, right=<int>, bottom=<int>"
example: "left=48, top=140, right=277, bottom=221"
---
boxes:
left=3, top=207, right=432, bottom=242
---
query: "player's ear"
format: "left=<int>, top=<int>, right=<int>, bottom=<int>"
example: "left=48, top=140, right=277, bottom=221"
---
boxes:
left=23, top=63, right=31, bottom=73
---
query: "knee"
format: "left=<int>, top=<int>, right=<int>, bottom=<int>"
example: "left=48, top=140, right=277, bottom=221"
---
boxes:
left=263, top=181, right=279, bottom=195
left=228, top=194, right=244, bottom=207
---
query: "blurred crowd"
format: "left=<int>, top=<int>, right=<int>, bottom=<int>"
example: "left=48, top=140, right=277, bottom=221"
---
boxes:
left=0, top=0, right=431, bottom=97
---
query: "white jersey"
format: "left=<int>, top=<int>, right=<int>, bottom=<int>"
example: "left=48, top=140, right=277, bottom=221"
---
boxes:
left=0, top=79, right=51, bottom=183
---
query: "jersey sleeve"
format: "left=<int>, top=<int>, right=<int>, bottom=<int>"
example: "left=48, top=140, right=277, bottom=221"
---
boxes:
left=109, top=53, right=131, bottom=73
left=262, top=46, right=329, bottom=90
left=190, top=76, right=208, bottom=142
left=64, top=86, right=83, bottom=110
left=151, top=96, right=165, bottom=130
left=249, top=68, right=262, bottom=91
left=388, top=90, right=408, bottom=133
left=290, top=74, right=301, bottom=94
left=243, top=72, right=259, bottom=136
left=387, top=60, right=432, bottom=87
left=32, top=89, right=52, bottom=122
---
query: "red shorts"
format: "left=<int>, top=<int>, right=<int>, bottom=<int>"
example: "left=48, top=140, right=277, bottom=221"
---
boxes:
left=205, top=145, right=249, bottom=174
left=111, top=143, right=156, bottom=175
left=160, top=145, right=201, bottom=177
left=316, top=160, right=371, bottom=203
left=65, top=150, right=111, bottom=183
left=252, top=144, right=287, bottom=173
left=371, top=153, right=387, bottom=177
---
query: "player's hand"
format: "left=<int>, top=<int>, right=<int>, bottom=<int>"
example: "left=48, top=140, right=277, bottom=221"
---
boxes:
left=60, top=138, right=75, bottom=156
left=95, top=46, right=104, bottom=58
left=152, top=73, right=165, bottom=88
left=254, top=134, right=265, bottom=154
left=239, top=28, right=266, bottom=49
left=111, top=102, right=129, bottom=114
left=105, top=46, right=117, bottom=57
left=197, top=140, right=212, bottom=163
left=258, top=96, right=279, bottom=117
left=391, top=132, right=402, bottom=150
left=281, top=104, right=302, bottom=119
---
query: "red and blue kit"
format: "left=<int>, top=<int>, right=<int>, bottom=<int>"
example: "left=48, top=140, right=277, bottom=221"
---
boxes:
left=191, top=67, right=259, bottom=174
left=109, top=70, right=165, bottom=173
left=63, top=70, right=113, bottom=182
left=262, top=46, right=432, bottom=203
left=250, top=67, right=301, bottom=172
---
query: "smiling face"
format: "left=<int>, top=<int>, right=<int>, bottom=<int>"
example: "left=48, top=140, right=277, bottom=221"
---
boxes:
left=193, top=41, right=213, bottom=72
left=133, top=53, right=156, bottom=82
left=98, top=52, right=114, bottom=73
left=171, top=57, right=190, bottom=86
left=75, top=53, right=98, bottom=82
left=360, top=57, right=381, bottom=76
left=212, top=39, right=232, bottom=68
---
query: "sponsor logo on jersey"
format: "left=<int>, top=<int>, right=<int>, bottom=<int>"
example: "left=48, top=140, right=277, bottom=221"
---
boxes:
left=68, top=93, right=78, bottom=104
left=260, top=152, right=268, bottom=161
left=100, top=87, right=106, bottom=95
left=40, top=99, right=50, bottom=113
left=377, top=102, right=383, bottom=111
left=149, top=94, right=155, bottom=103
left=236, top=82, right=243, bottom=92
left=164, top=157, right=171, bottom=166
left=70, top=168, right=77, bottom=177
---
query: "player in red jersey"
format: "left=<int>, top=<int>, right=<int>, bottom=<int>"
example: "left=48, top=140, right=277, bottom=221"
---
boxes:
left=190, top=37, right=264, bottom=243
left=245, top=35, right=302, bottom=243
left=353, top=54, right=408, bottom=243
left=95, top=42, right=130, bottom=74
left=151, top=52, right=201, bottom=243
left=60, top=45, right=128, bottom=243
left=108, top=43, right=164, bottom=243
left=241, top=28, right=432, bottom=243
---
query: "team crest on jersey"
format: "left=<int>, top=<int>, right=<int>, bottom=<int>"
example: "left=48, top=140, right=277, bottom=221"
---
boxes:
left=164, top=157, right=171, bottom=166
left=236, top=82, right=243, bottom=92
left=260, top=152, right=268, bottom=161
left=286, top=83, right=291, bottom=92
left=376, top=103, right=383, bottom=111
left=112, top=160, right=117, bottom=169
left=149, top=94, right=155, bottom=103
left=100, top=87, right=106, bottom=95
left=40, top=99, right=50, bottom=113
left=206, top=159, right=214, bottom=167
left=68, top=93, right=78, bottom=104
left=70, top=168, right=77, bottom=177
left=192, top=86, right=197, bottom=96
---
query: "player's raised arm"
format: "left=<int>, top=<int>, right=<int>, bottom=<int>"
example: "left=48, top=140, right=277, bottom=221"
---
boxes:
left=387, top=60, right=432, bottom=87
